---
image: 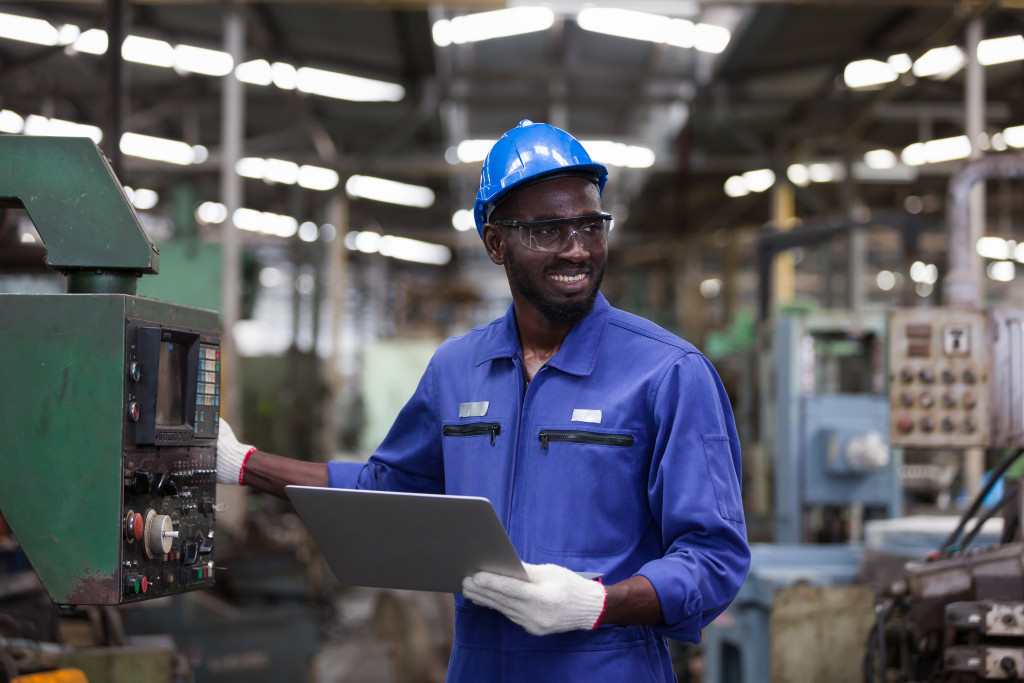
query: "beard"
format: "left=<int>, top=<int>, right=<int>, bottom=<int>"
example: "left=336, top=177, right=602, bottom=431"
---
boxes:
left=506, top=249, right=606, bottom=326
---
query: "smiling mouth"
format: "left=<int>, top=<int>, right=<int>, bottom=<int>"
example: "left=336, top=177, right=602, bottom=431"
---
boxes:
left=550, top=273, right=587, bottom=284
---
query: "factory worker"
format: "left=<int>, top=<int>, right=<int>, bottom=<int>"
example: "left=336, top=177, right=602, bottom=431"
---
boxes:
left=218, top=120, right=749, bottom=682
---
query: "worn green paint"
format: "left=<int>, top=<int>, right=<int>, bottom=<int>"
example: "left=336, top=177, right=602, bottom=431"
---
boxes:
left=0, top=136, right=158, bottom=274
left=0, top=294, right=217, bottom=604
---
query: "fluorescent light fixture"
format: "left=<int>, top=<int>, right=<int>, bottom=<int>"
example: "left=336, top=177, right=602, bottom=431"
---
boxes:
left=910, top=261, right=938, bottom=285
left=1004, top=124, right=1024, bottom=148
left=124, top=186, right=159, bottom=210
left=298, top=222, right=319, bottom=243
left=1016, top=243, right=1024, bottom=263
left=694, top=23, right=730, bottom=54
left=345, top=175, right=435, bottom=208
left=72, top=29, right=108, bottom=55
left=913, top=45, right=964, bottom=79
left=742, top=168, right=775, bottom=193
left=379, top=235, right=452, bottom=265
left=57, top=25, right=80, bottom=46
left=0, top=110, right=25, bottom=134
left=456, top=139, right=495, bottom=163
left=122, top=35, right=175, bottom=68
left=723, top=176, right=749, bottom=198
left=353, top=231, right=382, bottom=253
left=864, top=149, right=898, bottom=170
left=196, top=201, right=228, bottom=224
left=235, top=157, right=266, bottom=179
left=988, top=261, right=1015, bottom=282
left=977, top=236, right=1010, bottom=260
left=433, top=7, right=554, bottom=46
left=24, top=115, right=103, bottom=143
left=699, top=278, right=722, bottom=299
left=576, top=8, right=729, bottom=54
left=583, top=140, right=655, bottom=168
left=577, top=8, right=671, bottom=43
left=901, top=135, right=971, bottom=166
left=235, top=59, right=273, bottom=85
left=263, top=158, right=300, bottom=185
left=876, top=270, right=896, bottom=291
left=296, top=66, right=404, bottom=102
left=174, top=44, right=233, bottom=77
left=0, top=12, right=60, bottom=46
left=452, top=209, right=475, bottom=232
left=978, top=35, right=1024, bottom=66
left=664, top=19, right=696, bottom=49
left=888, top=53, right=912, bottom=74
left=120, top=132, right=200, bottom=165
left=844, top=59, right=897, bottom=89
left=298, top=165, right=340, bottom=191
left=233, top=208, right=298, bottom=238
left=808, top=162, right=839, bottom=183
left=787, top=164, right=810, bottom=187
left=271, top=62, right=298, bottom=90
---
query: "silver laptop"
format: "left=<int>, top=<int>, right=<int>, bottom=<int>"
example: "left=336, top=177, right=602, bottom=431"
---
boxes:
left=285, top=485, right=529, bottom=593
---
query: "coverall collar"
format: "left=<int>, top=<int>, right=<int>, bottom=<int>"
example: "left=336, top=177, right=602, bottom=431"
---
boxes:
left=476, top=292, right=610, bottom=377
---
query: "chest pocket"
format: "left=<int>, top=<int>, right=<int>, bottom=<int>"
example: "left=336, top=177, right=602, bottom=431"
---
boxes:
left=527, top=427, right=644, bottom=557
left=443, top=422, right=501, bottom=445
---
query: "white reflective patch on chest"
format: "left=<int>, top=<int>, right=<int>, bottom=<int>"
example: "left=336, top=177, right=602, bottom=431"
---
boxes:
left=571, top=409, right=602, bottom=424
left=458, top=401, right=489, bottom=418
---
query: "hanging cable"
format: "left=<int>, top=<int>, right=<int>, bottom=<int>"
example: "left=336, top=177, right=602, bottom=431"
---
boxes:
left=960, top=480, right=1022, bottom=551
left=938, top=447, right=1024, bottom=555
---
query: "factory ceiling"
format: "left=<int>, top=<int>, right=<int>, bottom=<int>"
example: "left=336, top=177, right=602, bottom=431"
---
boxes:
left=3, top=1, right=1024, bottom=262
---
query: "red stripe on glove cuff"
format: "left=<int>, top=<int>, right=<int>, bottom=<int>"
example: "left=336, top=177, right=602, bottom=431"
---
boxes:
left=238, top=447, right=256, bottom=486
left=592, top=584, right=608, bottom=630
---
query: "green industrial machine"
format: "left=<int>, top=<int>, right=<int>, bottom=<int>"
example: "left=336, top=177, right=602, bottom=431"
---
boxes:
left=0, top=136, right=220, bottom=606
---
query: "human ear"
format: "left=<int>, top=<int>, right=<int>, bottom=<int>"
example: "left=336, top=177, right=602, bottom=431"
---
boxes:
left=481, top=224, right=506, bottom=265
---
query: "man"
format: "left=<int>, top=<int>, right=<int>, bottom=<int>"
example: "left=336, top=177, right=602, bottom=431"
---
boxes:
left=218, top=120, right=749, bottom=681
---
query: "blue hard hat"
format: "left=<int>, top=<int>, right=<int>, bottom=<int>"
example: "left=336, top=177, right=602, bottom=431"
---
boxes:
left=474, top=120, right=608, bottom=236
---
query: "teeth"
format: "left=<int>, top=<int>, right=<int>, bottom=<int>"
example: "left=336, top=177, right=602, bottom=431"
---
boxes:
left=551, top=273, right=586, bottom=283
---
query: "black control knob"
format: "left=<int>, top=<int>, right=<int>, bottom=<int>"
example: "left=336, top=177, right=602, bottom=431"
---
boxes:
left=158, top=478, right=178, bottom=497
left=941, top=368, right=957, bottom=384
left=920, top=417, right=935, bottom=432
left=941, top=418, right=956, bottom=433
left=942, top=393, right=957, bottom=408
left=899, top=368, right=914, bottom=384
left=963, top=368, right=978, bottom=384
left=919, top=369, right=935, bottom=384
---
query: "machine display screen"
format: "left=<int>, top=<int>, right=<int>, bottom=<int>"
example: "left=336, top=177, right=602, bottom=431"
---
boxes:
left=155, top=341, right=184, bottom=426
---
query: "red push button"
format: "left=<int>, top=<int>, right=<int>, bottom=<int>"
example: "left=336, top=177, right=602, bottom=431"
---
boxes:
left=140, top=576, right=148, bottom=593
left=897, top=415, right=914, bottom=433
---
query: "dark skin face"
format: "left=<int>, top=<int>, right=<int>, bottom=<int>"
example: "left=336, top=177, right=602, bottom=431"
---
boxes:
left=481, top=176, right=607, bottom=380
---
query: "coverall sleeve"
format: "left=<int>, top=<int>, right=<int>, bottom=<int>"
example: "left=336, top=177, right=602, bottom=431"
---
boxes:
left=636, top=351, right=750, bottom=643
left=327, top=357, right=445, bottom=494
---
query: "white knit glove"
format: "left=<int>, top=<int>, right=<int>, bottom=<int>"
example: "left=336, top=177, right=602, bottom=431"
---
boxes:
left=216, top=418, right=256, bottom=485
left=462, top=563, right=607, bottom=636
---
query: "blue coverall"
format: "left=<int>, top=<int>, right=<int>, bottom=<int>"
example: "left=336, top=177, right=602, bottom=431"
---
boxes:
left=328, top=293, right=750, bottom=682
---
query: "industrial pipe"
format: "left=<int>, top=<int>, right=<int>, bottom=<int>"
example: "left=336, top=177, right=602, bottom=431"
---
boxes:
left=945, top=154, right=1024, bottom=307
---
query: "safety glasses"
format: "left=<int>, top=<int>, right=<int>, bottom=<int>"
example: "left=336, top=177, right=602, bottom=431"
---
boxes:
left=492, top=213, right=612, bottom=253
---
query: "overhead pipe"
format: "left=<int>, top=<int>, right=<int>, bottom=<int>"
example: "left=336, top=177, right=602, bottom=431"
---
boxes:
left=945, top=155, right=1024, bottom=307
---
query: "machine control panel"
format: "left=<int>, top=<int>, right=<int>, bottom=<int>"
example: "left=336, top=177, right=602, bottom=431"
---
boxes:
left=120, top=317, right=220, bottom=602
left=889, top=308, right=990, bottom=448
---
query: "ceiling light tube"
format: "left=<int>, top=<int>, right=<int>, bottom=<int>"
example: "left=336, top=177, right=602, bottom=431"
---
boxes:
left=72, top=29, right=108, bottom=55
left=174, top=44, right=233, bottom=77
left=913, top=45, right=964, bottom=78
left=864, top=149, right=898, bottom=170
left=346, top=175, right=435, bottom=208
left=24, top=115, right=103, bottom=143
left=122, top=35, right=175, bottom=68
left=742, top=168, right=775, bottom=193
left=379, top=235, right=451, bottom=265
left=235, top=59, right=273, bottom=85
left=0, top=12, right=60, bottom=46
left=298, top=165, right=340, bottom=191
left=844, top=59, right=898, bottom=89
left=694, top=23, right=730, bottom=54
left=120, top=132, right=197, bottom=165
left=979, top=35, right=1024, bottom=66
left=577, top=7, right=671, bottom=43
left=1004, top=125, right=1024, bottom=148
left=723, top=176, right=749, bottom=198
left=0, top=110, right=25, bottom=134
left=433, top=7, right=555, bottom=46
left=263, top=158, right=300, bottom=184
left=296, top=66, right=404, bottom=102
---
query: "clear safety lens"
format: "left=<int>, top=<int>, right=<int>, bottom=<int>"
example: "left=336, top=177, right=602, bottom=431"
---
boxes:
left=494, top=214, right=612, bottom=253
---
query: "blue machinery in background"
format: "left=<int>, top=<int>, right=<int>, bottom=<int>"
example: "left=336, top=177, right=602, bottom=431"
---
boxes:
left=765, top=311, right=902, bottom=544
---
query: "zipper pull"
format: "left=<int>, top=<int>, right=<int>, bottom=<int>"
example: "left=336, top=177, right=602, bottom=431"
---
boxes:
left=489, top=424, right=498, bottom=446
left=540, top=431, right=549, bottom=453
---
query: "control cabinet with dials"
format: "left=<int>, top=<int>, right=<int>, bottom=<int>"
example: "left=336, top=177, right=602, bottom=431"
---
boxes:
left=0, top=294, right=220, bottom=605
left=889, top=307, right=1024, bottom=449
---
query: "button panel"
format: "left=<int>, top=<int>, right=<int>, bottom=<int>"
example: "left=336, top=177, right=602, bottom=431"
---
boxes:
left=889, top=309, right=989, bottom=448
left=194, top=345, right=220, bottom=438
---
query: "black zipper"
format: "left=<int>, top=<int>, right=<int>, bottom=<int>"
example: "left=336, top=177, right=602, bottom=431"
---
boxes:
left=538, top=430, right=634, bottom=453
left=443, top=422, right=501, bottom=446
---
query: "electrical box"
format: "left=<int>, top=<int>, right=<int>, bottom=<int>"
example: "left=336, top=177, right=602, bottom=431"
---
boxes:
left=0, top=294, right=220, bottom=605
left=888, top=307, right=1024, bottom=448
